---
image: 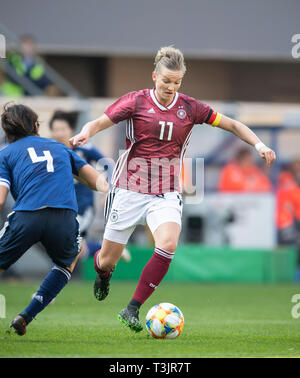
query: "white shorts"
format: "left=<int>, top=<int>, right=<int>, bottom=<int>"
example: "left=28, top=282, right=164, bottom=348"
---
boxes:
left=103, top=187, right=183, bottom=245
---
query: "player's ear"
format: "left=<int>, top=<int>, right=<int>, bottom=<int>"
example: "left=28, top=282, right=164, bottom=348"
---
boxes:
left=34, top=121, right=40, bottom=135
left=152, top=71, right=157, bottom=83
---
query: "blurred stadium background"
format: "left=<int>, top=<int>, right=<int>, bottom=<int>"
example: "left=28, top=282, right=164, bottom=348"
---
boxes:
left=0, top=0, right=300, bottom=284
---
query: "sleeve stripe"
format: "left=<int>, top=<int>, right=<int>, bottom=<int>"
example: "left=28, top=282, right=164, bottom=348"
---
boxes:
left=204, top=109, right=213, bottom=123
left=206, top=110, right=222, bottom=127
left=212, top=112, right=222, bottom=126
left=0, top=178, right=10, bottom=185
left=206, top=110, right=217, bottom=124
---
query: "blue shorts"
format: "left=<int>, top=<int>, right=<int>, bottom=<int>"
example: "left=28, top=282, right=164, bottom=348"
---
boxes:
left=0, top=208, right=81, bottom=270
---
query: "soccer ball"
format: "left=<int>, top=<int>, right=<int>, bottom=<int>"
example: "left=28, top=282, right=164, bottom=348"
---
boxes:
left=145, top=302, right=184, bottom=339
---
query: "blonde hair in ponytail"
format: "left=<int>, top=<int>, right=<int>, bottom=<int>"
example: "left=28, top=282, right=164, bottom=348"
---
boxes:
left=154, top=46, right=186, bottom=75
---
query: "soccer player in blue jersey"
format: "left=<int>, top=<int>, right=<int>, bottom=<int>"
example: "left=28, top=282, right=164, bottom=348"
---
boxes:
left=49, top=110, right=131, bottom=261
left=0, top=103, right=108, bottom=335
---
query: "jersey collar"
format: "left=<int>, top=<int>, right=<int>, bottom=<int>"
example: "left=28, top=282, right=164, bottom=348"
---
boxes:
left=150, top=88, right=179, bottom=111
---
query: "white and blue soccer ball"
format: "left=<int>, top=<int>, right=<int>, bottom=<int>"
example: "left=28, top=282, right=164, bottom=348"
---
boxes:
left=145, top=302, right=184, bottom=339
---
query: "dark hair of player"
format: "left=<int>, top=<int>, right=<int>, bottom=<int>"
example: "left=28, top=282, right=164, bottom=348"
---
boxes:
left=1, top=102, right=39, bottom=143
left=49, top=110, right=78, bottom=131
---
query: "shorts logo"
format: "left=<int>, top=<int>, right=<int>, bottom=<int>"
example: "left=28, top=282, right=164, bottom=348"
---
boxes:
left=110, top=211, right=119, bottom=223
left=177, top=109, right=186, bottom=119
left=77, top=234, right=82, bottom=252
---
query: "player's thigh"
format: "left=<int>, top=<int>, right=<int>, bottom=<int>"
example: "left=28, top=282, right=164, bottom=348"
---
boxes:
left=100, top=225, right=136, bottom=269
left=153, top=222, right=181, bottom=252
left=104, top=187, right=148, bottom=232
left=103, top=224, right=136, bottom=246
left=102, top=187, right=144, bottom=264
left=41, top=208, right=81, bottom=269
left=0, top=211, right=41, bottom=270
left=146, top=193, right=182, bottom=251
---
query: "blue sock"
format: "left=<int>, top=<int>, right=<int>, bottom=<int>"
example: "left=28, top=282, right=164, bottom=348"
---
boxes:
left=21, top=265, right=71, bottom=323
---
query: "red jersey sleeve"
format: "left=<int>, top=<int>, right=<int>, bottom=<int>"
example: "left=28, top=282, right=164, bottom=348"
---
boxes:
left=104, top=91, right=137, bottom=124
left=192, top=100, right=211, bottom=124
left=192, top=98, right=221, bottom=126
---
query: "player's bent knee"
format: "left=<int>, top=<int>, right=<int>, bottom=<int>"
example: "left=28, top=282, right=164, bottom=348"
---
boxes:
left=157, top=239, right=178, bottom=253
left=98, top=240, right=125, bottom=270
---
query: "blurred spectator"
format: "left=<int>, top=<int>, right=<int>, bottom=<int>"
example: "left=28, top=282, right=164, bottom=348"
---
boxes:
left=276, top=170, right=298, bottom=244
left=218, top=147, right=272, bottom=192
left=290, top=160, right=300, bottom=186
left=277, top=161, right=300, bottom=263
left=1, top=35, right=59, bottom=97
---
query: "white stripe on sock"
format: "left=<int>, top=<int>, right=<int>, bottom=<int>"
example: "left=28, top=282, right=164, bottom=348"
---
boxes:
left=52, top=265, right=71, bottom=281
left=155, top=247, right=175, bottom=260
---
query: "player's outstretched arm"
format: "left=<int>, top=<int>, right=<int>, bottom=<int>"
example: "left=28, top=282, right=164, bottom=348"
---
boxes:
left=69, top=114, right=114, bottom=147
left=0, top=186, right=8, bottom=212
left=216, top=115, right=276, bottom=166
left=75, top=164, right=109, bottom=193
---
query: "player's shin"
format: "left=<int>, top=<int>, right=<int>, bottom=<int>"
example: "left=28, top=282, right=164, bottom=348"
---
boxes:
left=130, top=247, right=175, bottom=308
left=93, top=249, right=115, bottom=301
left=19, top=265, right=71, bottom=323
left=94, top=248, right=116, bottom=278
left=118, top=248, right=175, bottom=332
left=93, top=240, right=125, bottom=301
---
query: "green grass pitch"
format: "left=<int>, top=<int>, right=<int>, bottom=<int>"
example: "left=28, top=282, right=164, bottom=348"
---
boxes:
left=1, top=280, right=300, bottom=358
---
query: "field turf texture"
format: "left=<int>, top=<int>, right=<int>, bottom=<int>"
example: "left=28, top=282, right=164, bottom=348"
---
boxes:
left=1, top=280, right=300, bottom=358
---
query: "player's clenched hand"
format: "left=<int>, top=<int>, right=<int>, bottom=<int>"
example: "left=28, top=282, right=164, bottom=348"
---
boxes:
left=258, top=145, right=276, bottom=167
left=69, top=130, right=90, bottom=146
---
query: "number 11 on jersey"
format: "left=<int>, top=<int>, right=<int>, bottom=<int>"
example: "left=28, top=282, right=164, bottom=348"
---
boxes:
left=159, top=121, right=173, bottom=141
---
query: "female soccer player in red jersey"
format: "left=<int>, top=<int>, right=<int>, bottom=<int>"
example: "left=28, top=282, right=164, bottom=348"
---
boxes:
left=70, top=46, right=276, bottom=332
